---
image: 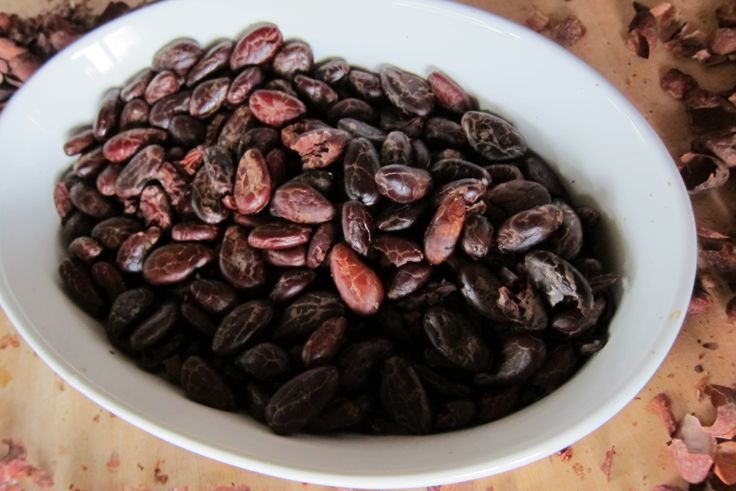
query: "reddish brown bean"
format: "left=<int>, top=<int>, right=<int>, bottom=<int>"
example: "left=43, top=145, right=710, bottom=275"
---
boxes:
left=144, top=70, right=181, bottom=104
left=427, top=71, right=474, bottom=113
left=462, top=111, right=527, bottom=161
left=59, top=258, right=106, bottom=318
left=171, top=222, right=220, bottom=241
left=373, top=235, right=424, bottom=267
left=249, top=89, right=306, bottom=127
left=327, top=98, right=377, bottom=123
left=338, top=118, right=387, bottom=144
left=190, top=77, right=230, bottom=119
left=294, top=74, right=339, bottom=108
left=376, top=202, right=427, bottom=232
left=64, top=127, right=96, bottom=156
left=302, top=316, right=346, bottom=367
left=129, top=301, right=179, bottom=351
left=273, top=41, right=313, bottom=79
left=186, top=40, right=233, bottom=87
left=153, top=39, right=202, bottom=76
left=461, top=214, right=493, bottom=259
left=348, top=69, right=383, bottom=101
left=306, top=222, right=336, bottom=269
left=270, top=182, right=335, bottom=224
left=142, top=243, right=215, bottom=285
left=219, top=225, right=267, bottom=289
left=139, top=184, right=172, bottom=230
left=91, top=217, right=142, bottom=250
left=93, top=88, right=121, bottom=141
left=103, top=129, right=167, bottom=163
left=344, top=137, right=381, bottom=206
left=264, top=246, right=307, bottom=268
left=424, top=195, right=466, bottom=265
left=375, top=165, right=432, bottom=204
left=69, top=182, right=116, bottom=218
left=313, top=58, right=350, bottom=84
left=190, top=279, right=237, bottom=315
left=289, top=127, right=351, bottom=170
left=54, top=181, right=73, bottom=220
left=230, top=25, right=283, bottom=70
left=342, top=201, right=374, bottom=256
left=72, top=147, right=107, bottom=178
left=330, top=243, right=384, bottom=316
left=232, top=148, right=273, bottom=215
left=114, top=145, right=165, bottom=198
left=90, top=261, right=127, bottom=301
left=387, top=262, right=433, bottom=300
left=380, top=66, right=434, bottom=116
left=121, top=69, right=154, bottom=102
left=149, top=91, right=191, bottom=130
left=227, top=66, right=264, bottom=105
left=120, top=99, right=151, bottom=130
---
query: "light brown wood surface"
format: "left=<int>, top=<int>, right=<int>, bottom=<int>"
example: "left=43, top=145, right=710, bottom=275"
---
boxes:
left=1, top=0, right=735, bottom=490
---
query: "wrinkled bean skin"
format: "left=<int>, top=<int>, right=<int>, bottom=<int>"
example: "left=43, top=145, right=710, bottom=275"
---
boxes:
left=145, top=70, right=181, bottom=104
left=373, top=235, right=423, bottom=267
left=375, top=165, right=432, bottom=204
left=520, top=154, right=565, bottom=197
left=264, top=246, right=307, bottom=268
left=105, top=288, right=155, bottom=341
left=149, top=91, right=191, bottom=130
left=380, top=357, right=432, bottom=434
left=290, top=127, right=351, bottom=170
left=380, top=108, right=424, bottom=138
left=227, top=66, right=264, bottom=106
left=90, top=261, right=127, bottom=301
left=114, top=145, right=165, bottom=199
left=104, top=128, right=168, bottom=163
left=338, top=118, right=386, bottom=144
left=342, top=201, right=374, bottom=256
left=344, top=137, right=381, bottom=206
left=423, top=307, right=490, bottom=371
left=549, top=200, right=583, bottom=260
left=330, top=243, right=385, bottom=316
left=381, top=131, right=412, bottom=166
left=313, top=57, right=349, bottom=84
left=121, top=69, right=153, bottom=102
left=72, top=148, right=107, bottom=178
left=237, top=343, right=290, bottom=381
left=427, top=71, right=474, bottom=113
left=273, top=291, right=345, bottom=340
left=191, top=164, right=229, bottom=224
left=525, top=251, right=594, bottom=313
left=306, top=222, right=336, bottom=269
left=181, top=356, right=237, bottom=411
left=327, top=98, right=377, bottom=123
left=302, top=316, right=346, bottom=367
left=307, top=397, right=362, bottom=433
left=265, top=366, right=339, bottom=435
left=169, top=115, right=205, bottom=148
left=424, top=117, right=465, bottom=146
left=380, top=66, right=434, bottom=117
left=69, top=182, right=116, bottom=219
left=485, top=164, right=524, bottom=183
left=337, top=338, right=393, bottom=392
left=93, top=88, right=121, bottom=141
left=430, top=158, right=491, bottom=185
left=249, top=89, right=306, bottom=127
left=273, top=41, right=314, bottom=79
left=186, top=40, right=233, bottom=87
left=462, top=111, right=527, bottom=161
left=232, top=148, right=273, bottom=215
left=269, top=269, right=317, bottom=303
left=294, top=74, right=339, bottom=108
left=190, top=279, right=237, bottom=315
left=116, top=227, right=162, bottom=273
left=120, top=99, right=151, bottom=130
left=248, top=222, right=311, bottom=250
left=348, top=69, right=383, bottom=101
left=140, top=184, right=172, bottom=230
left=496, top=204, right=564, bottom=254
left=91, top=217, right=142, bottom=249
left=68, top=236, right=104, bottom=262
left=486, top=179, right=551, bottom=217
left=143, top=243, right=214, bottom=285
left=212, top=300, right=274, bottom=355
left=280, top=119, right=329, bottom=147
left=475, top=334, right=546, bottom=387
left=129, top=301, right=179, bottom=351
left=219, top=225, right=267, bottom=289
left=230, top=25, right=283, bottom=70
left=552, top=296, right=606, bottom=338
left=181, top=302, right=217, bottom=337
left=153, top=39, right=203, bottom=76
left=270, top=182, right=335, bottom=224
left=190, top=77, right=230, bottom=119
left=376, top=202, right=426, bottom=232
left=424, top=195, right=466, bottom=265
left=387, top=262, right=433, bottom=300
left=461, top=214, right=493, bottom=259
left=59, top=258, right=106, bottom=318
left=433, top=178, right=487, bottom=207
left=96, top=165, right=123, bottom=197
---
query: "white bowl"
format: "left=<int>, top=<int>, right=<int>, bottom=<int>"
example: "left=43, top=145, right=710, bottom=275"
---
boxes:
left=0, top=0, right=696, bottom=488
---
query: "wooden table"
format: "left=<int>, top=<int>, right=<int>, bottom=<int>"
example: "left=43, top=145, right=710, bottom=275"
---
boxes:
left=2, top=0, right=735, bottom=489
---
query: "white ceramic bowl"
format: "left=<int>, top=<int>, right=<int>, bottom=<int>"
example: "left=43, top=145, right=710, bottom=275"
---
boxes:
left=0, top=0, right=696, bottom=488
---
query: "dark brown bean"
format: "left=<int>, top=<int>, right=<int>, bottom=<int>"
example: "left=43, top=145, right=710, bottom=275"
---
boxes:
left=181, top=356, right=237, bottom=410
left=306, top=222, right=336, bottom=269
left=379, top=108, right=424, bottom=138
left=307, top=397, right=362, bottom=433
left=104, top=128, right=168, bottom=164
left=149, top=91, right=191, bottom=130
left=269, top=269, right=317, bottom=303
left=424, top=195, right=466, bottom=265
left=427, top=71, right=474, bottom=113
left=475, top=334, right=546, bottom=387
left=330, top=243, right=384, bottom=316
left=485, top=164, right=524, bottom=183
left=68, top=236, right=104, bottom=262
left=186, top=40, right=233, bottom=87
left=381, top=131, right=412, bottom=166
left=531, top=345, right=578, bottom=395
left=180, top=302, right=217, bottom=337
left=96, top=165, right=122, bottom=197
left=190, top=77, right=230, bottom=119
left=169, top=115, right=205, bottom=148
left=342, top=201, right=374, bottom=256
left=486, top=179, right=551, bottom=218
left=433, top=178, right=487, bottom=207
left=236, top=343, right=290, bottom=381
left=69, top=182, right=116, bottom=218
left=90, top=261, right=127, bottom=301
left=273, top=290, right=345, bottom=340
left=153, top=40, right=203, bottom=76
left=461, top=214, right=493, bottom=259
left=121, top=69, right=154, bottom=102
left=313, top=58, right=350, bottom=85
left=423, top=307, right=490, bottom=371
left=520, top=154, right=565, bottom=197
left=59, top=258, right=106, bottom=318
left=120, top=99, right=151, bottom=130
left=139, top=184, right=172, bottom=230
left=548, top=200, right=583, bottom=260
left=129, top=301, right=179, bottom=351
left=525, top=251, right=594, bottom=312
left=338, top=338, right=393, bottom=393
left=219, top=225, right=267, bottom=289
left=344, top=137, right=381, bottom=206
left=93, top=88, right=121, bottom=141
left=327, top=97, right=377, bottom=123
left=114, top=145, right=165, bottom=198
left=380, top=66, right=434, bottom=116
left=142, top=243, right=214, bottom=285
left=72, top=148, right=107, bottom=178
left=496, top=204, right=564, bottom=254
left=375, top=165, right=432, bottom=204
left=462, top=111, right=527, bottom=161
left=144, top=70, right=181, bottom=104
left=337, top=118, right=386, bottom=144
left=105, top=287, right=156, bottom=341
left=302, top=316, right=346, bottom=367
left=227, top=66, right=264, bottom=105
left=62, top=212, right=94, bottom=245
left=273, top=41, right=313, bottom=79
left=380, top=356, right=432, bottom=434
left=373, top=235, right=423, bottom=267
left=249, top=89, right=306, bottom=127
left=265, top=366, right=339, bottom=435
left=248, top=222, right=311, bottom=250
left=230, top=25, right=283, bottom=70
left=412, top=363, right=472, bottom=399
left=264, top=246, right=307, bottom=268
left=64, top=127, right=96, bottom=156
left=288, top=128, right=350, bottom=171
left=245, top=382, right=272, bottom=422
left=270, top=182, right=335, bottom=224
left=434, top=400, right=477, bottom=432
left=387, top=262, right=433, bottom=300
left=376, top=202, right=426, bottom=232
left=552, top=296, right=606, bottom=338
left=91, top=217, right=141, bottom=249
left=424, top=117, right=465, bottom=146
left=170, top=222, right=218, bottom=242
left=116, top=227, right=162, bottom=273
left=477, top=387, right=519, bottom=423
left=348, top=69, right=383, bottom=101
left=212, top=300, right=273, bottom=355
left=430, top=158, right=491, bottom=185
left=190, top=279, right=237, bottom=315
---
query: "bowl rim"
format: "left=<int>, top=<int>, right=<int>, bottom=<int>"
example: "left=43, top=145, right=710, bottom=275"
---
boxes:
left=0, top=0, right=697, bottom=488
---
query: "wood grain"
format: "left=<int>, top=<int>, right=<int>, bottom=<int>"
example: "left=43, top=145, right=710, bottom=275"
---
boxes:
left=1, top=0, right=735, bottom=489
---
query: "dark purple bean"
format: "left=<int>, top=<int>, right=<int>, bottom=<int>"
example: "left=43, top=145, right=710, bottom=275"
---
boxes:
left=338, top=338, right=393, bottom=392
left=116, top=227, right=162, bottom=273
left=313, top=58, right=350, bottom=85
left=273, top=291, right=345, bottom=341
left=72, top=148, right=106, bottom=178
left=169, top=114, right=205, bottom=148
left=373, top=235, right=423, bottom=267
left=59, top=258, right=106, bottom=318
left=180, top=302, right=217, bottom=337
left=330, top=243, right=385, bottom=316
left=462, top=111, right=527, bottom=161
left=236, top=343, right=290, bottom=381
left=249, top=89, right=306, bottom=127
left=348, top=69, right=383, bottom=101
left=181, top=356, right=237, bottom=410
left=68, top=236, right=104, bottom=262
left=142, top=243, right=214, bottom=285
left=379, top=108, right=424, bottom=138
left=427, top=71, right=474, bottom=113
left=433, top=178, right=487, bottom=206
left=129, top=301, right=179, bottom=351
left=375, top=165, right=432, bottom=204
left=62, top=212, right=94, bottom=245
left=520, top=154, right=564, bottom=196
left=212, top=300, right=273, bottom=355
left=90, top=261, right=127, bottom=301
left=91, top=217, right=142, bottom=249
left=294, top=74, right=339, bottom=108
left=531, top=345, right=578, bottom=395
left=434, top=400, right=477, bottom=432
left=149, top=91, right=191, bottom=130
left=69, top=182, right=116, bottom=218
left=190, top=279, right=237, bottom=315
left=145, top=70, right=182, bottom=105
left=105, top=287, right=155, bottom=341
left=380, top=356, right=432, bottom=434
left=430, top=158, right=491, bottom=185
left=153, top=39, right=203, bottom=76
left=121, top=69, right=153, bottom=102
left=120, top=98, right=151, bottom=130
left=190, top=77, right=230, bottom=119
left=424, top=117, right=465, bottom=146
left=387, top=262, right=433, bottom=299
left=477, top=387, right=519, bottom=423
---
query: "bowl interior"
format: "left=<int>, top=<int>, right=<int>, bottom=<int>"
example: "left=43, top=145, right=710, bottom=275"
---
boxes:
left=0, top=0, right=696, bottom=488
